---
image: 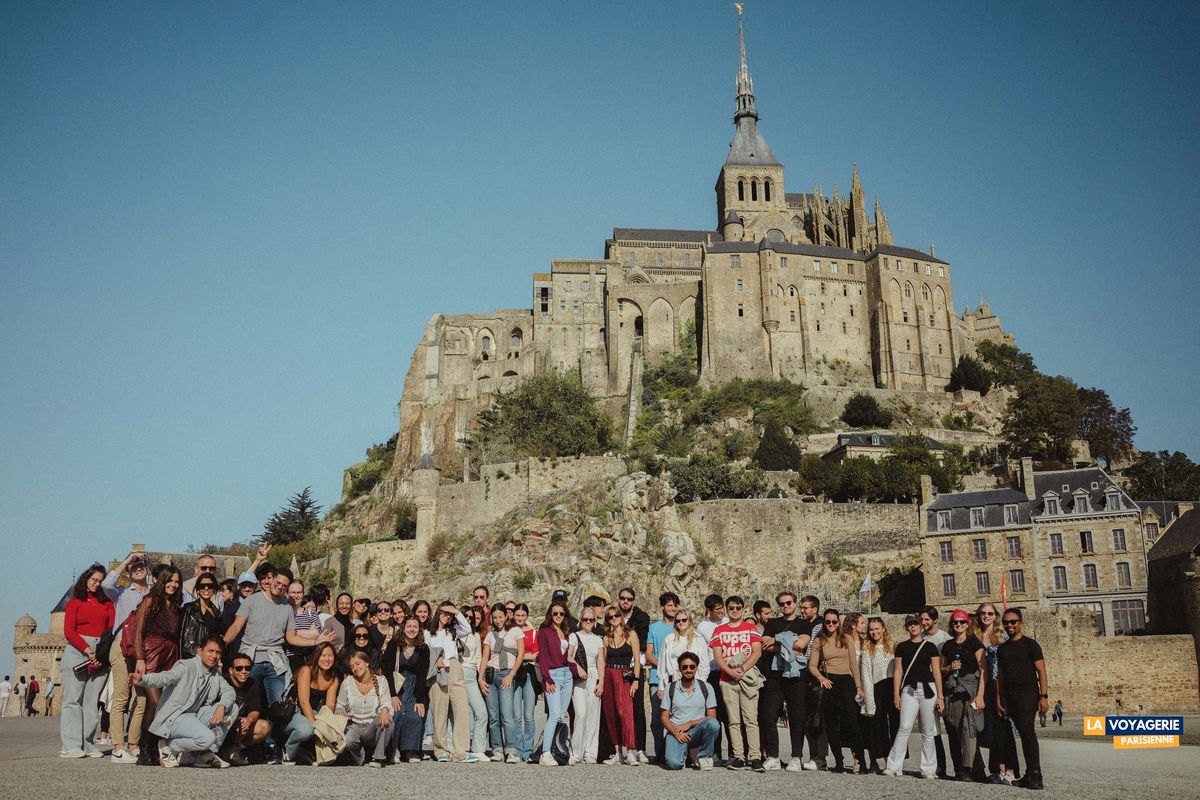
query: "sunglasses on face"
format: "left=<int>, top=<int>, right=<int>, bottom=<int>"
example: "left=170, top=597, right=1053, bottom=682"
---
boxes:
left=727, top=605, right=743, bottom=611
left=197, top=584, right=216, bottom=591
left=354, top=634, right=370, bottom=639
left=779, top=600, right=795, bottom=607
left=675, top=618, right=690, bottom=624
left=551, top=611, right=565, bottom=617
left=679, top=664, right=698, bottom=671
left=606, top=614, right=620, bottom=620
left=825, top=620, right=839, bottom=626
left=197, top=565, right=217, bottom=572
left=377, top=608, right=391, bottom=614
left=619, top=596, right=634, bottom=602
left=980, top=612, right=996, bottom=617
left=1003, top=620, right=1020, bottom=626
left=582, top=618, right=595, bottom=623
left=230, top=665, right=251, bottom=672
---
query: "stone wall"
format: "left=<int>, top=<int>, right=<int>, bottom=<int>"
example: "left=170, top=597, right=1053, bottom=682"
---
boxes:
left=679, top=499, right=919, bottom=578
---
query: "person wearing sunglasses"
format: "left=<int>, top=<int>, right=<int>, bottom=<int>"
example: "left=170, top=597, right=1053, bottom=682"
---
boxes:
left=757, top=590, right=811, bottom=772
left=655, top=610, right=706, bottom=699
left=976, top=601, right=1018, bottom=784
left=940, top=609, right=986, bottom=781
left=535, top=602, right=576, bottom=765
left=101, top=552, right=152, bottom=763
left=710, top=595, right=763, bottom=771
left=596, top=605, right=641, bottom=765
left=615, top=588, right=651, bottom=764
left=217, top=654, right=270, bottom=766
left=885, top=613, right=944, bottom=778
left=660, top=652, right=719, bottom=770
left=569, top=607, right=603, bottom=764
left=133, top=564, right=184, bottom=764
left=427, top=600, right=474, bottom=762
left=180, top=574, right=223, bottom=660
left=995, top=610, right=1048, bottom=790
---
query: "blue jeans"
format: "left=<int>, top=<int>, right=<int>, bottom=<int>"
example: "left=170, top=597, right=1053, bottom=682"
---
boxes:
left=486, top=668, right=517, bottom=755
left=248, top=660, right=309, bottom=757
left=663, top=717, right=719, bottom=770
left=542, top=667, right=573, bottom=753
left=166, top=705, right=222, bottom=755
left=513, top=672, right=537, bottom=760
left=388, top=671, right=425, bottom=756
left=59, top=637, right=105, bottom=754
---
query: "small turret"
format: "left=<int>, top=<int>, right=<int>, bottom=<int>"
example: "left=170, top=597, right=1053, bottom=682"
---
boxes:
left=722, top=210, right=744, bottom=241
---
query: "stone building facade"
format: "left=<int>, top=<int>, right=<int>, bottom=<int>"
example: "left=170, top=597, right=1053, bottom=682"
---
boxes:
left=1146, top=507, right=1200, bottom=671
left=921, top=458, right=1149, bottom=636
left=391, top=8, right=1011, bottom=472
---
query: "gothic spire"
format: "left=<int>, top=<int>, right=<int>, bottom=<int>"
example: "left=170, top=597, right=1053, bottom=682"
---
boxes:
left=724, top=4, right=779, bottom=167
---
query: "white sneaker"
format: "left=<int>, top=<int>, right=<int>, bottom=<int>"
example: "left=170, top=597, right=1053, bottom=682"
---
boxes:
left=192, top=752, right=230, bottom=769
left=160, top=750, right=180, bottom=769
left=95, top=737, right=113, bottom=748
left=506, top=753, right=522, bottom=764
left=603, top=754, right=621, bottom=765
left=110, top=749, right=137, bottom=765
left=59, top=750, right=85, bottom=759
left=801, top=759, right=818, bottom=770
left=463, top=753, right=482, bottom=763
left=920, top=772, right=937, bottom=780
left=567, top=755, right=579, bottom=766
left=885, top=768, right=901, bottom=777
left=624, top=752, right=640, bottom=766
left=785, top=759, right=804, bottom=772
left=698, top=756, right=714, bottom=771
left=636, top=750, right=649, bottom=764
left=539, top=752, right=558, bottom=766
left=762, top=757, right=782, bottom=771
left=85, top=750, right=104, bottom=758
left=582, top=755, right=597, bottom=764
left=366, top=760, right=382, bottom=768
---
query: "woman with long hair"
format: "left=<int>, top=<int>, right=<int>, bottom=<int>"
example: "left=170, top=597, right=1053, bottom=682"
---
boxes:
left=535, top=601, right=575, bottom=766
left=977, top=602, right=1018, bottom=784
left=382, top=616, right=430, bottom=763
left=328, top=592, right=356, bottom=655
left=427, top=600, right=474, bottom=762
left=459, top=605, right=490, bottom=761
left=568, top=605, right=604, bottom=764
left=885, top=613, right=944, bottom=778
left=294, top=641, right=340, bottom=766
left=597, top=604, right=641, bottom=765
left=342, top=625, right=375, bottom=674
left=59, top=564, right=114, bottom=758
left=412, top=599, right=432, bottom=629
left=942, top=609, right=986, bottom=781
left=810, top=610, right=866, bottom=773
left=655, top=609, right=706, bottom=691
left=179, top=573, right=221, bottom=659
left=859, top=616, right=898, bottom=774
left=336, top=650, right=392, bottom=767
left=133, top=564, right=183, bottom=764
left=480, top=602, right=524, bottom=763
left=512, top=603, right=539, bottom=763
left=285, top=580, right=322, bottom=673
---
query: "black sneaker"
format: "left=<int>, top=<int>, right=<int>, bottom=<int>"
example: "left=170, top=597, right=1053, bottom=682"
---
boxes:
left=1020, top=773, right=1045, bottom=790
left=751, top=759, right=765, bottom=772
left=727, top=758, right=746, bottom=770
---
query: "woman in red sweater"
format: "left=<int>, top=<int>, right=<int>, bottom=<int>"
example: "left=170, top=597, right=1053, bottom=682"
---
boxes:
left=59, top=564, right=114, bottom=757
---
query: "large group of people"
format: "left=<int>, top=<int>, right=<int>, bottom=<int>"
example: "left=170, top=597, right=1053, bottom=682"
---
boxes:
left=55, top=549, right=1051, bottom=789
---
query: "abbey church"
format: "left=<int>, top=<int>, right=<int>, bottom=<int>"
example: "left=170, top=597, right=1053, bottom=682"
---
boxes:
left=395, top=9, right=1010, bottom=467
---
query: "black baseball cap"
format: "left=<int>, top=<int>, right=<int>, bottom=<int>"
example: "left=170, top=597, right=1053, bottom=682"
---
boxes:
left=551, top=588, right=569, bottom=604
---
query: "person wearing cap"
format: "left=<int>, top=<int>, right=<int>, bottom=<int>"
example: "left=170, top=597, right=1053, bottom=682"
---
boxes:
left=101, top=551, right=152, bottom=763
left=220, top=571, right=258, bottom=665
left=940, top=609, right=986, bottom=781
left=885, top=613, right=944, bottom=778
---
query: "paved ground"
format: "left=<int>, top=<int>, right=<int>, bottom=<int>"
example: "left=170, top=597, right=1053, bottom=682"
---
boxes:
left=3, top=716, right=1196, bottom=800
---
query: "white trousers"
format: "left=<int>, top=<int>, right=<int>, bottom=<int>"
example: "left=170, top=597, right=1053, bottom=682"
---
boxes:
left=570, top=676, right=601, bottom=759
left=886, top=684, right=938, bottom=775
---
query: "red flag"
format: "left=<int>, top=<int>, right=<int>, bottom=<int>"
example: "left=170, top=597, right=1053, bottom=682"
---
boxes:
left=1000, top=573, right=1008, bottom=610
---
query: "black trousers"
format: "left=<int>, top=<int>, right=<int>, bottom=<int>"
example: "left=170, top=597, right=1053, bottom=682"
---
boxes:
left=633, top=678, right=647, bottom=752
left=708, top=669, right=729, bottom=758
left=803, top=675, right=828, bottom=763
left=1004, top=688, right=1042, bottom=777
left=822, top=673, right=863, bottom=767
left=759, top=674, right=805, bottom=759
left=868, top=679, right=899, bottom=764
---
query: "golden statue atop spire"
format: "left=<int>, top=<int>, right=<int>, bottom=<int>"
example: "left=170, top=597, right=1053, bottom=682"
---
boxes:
left=735, top=3, right=744, bottom=18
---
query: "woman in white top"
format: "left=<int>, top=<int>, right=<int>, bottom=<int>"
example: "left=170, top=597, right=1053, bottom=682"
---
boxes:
left=655, top=610, right=708, bottom=692
left=858, top=616, right=897, bottom=774
left=480, top=603, right=525, bottom=763
left=335, top=651, right=392, bottom=767
left=426, top=600, right=474, bottom=763
left=568, top=608, right=604, bottom=764
left=458, top=605, right=489, bottom=761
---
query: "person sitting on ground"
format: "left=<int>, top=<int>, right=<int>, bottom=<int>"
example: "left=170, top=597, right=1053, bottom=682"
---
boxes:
left=660, top=651, right=719, bottom=771
left=132, top=636, right=235, bottom=768
left=336, top=650, right=393, bottom=767
left=218, top=653, right=271, bottom=766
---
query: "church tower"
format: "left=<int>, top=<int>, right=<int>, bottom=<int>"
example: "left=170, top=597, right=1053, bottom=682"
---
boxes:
left=716, top=5, right=787, bottom=241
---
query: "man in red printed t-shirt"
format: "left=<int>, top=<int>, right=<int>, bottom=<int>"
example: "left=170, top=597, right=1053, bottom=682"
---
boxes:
left=709, top=595, right=763, bottom=771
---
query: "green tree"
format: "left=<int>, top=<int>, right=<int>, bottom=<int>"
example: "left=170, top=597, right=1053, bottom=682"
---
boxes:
left=841, top=393, right=893, bottom=428
left=976, top=340, right=1038, bottom=387
left=261, top=487, right=322, bottom=546
left=1000, top=374, right=1082, bottom=463
left=793, top=454, right=840, bottom=498
left=1124, top=450, right=1200, bottom=500
left=1076, top=387, right=1136, bottom=468
left=752, top=418, right=803, bottom=470
left=835, top=456, right=880, bottom=501
left=947, top=355, right=992, bottom=395
left=468, top=371, right=614, bottom=463
left=670, top=453, right=766, bottom=500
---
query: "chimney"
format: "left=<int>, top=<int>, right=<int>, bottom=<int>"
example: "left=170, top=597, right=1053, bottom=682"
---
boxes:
left=920, top=474, right=934, bottom=508
left=1021, top=457, right=1036, bottom=500
left=930, top=242, right=936, bottom=258
left=1178, top=502, right=1194, bottom=515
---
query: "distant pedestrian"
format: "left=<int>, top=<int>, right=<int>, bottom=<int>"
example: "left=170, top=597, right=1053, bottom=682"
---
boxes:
left=16, top=676, right=27, bottom=717
left=1053, top=700, right=1063, bottom=726
left=43, top=678, right=55, bottom=716
left=0, top=675, right=11, bottom=717
left=26, top=677, right=40, bottom=716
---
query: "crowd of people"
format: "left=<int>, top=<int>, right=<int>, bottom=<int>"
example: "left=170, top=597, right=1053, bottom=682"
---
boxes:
left=0, top=674, right=54, bottom=717
left=53, top=548, right=1051, bottom=789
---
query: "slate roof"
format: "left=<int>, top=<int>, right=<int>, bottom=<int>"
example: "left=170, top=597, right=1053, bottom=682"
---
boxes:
left=784, top=192, right=814, bottom=206
left=51, top=587, right=73, bottom=614
left=725, top=118, right=780, bottom=167
left=872, top=244, right=948, bottom=265
left=611, top=228, right=715, bottom=243
left=1030, top=468, right=1134, bottom=516
left=925, top=488, right=1031, bottom=533
left=1136, top=500, right=1183, bottom=525
left=707, top=240, right=864, bottom=260
left=1147, top=508, right=1200, bottom=561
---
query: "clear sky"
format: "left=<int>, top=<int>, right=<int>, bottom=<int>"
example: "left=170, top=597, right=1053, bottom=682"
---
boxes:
left=2, top=1, right=1198, bottom=673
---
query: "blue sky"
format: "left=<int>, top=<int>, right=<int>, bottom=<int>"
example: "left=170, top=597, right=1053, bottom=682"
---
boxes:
left=2, top=1, right=1198, bottom=670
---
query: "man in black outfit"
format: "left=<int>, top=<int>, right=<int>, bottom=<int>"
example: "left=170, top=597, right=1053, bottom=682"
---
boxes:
left=996, top=609, right=1049, bottom=791
left=618, top=587, right=651, bottom=763
left=758, top=591, right=811, bottom=772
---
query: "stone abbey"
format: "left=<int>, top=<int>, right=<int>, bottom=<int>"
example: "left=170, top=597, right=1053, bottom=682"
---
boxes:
left=395, top=9, right=1010, bottom=467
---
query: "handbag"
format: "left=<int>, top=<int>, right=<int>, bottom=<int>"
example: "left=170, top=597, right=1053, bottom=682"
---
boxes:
left=93, top=619, right=124, bottom=670
left=568, top=633, right=588, bottom=679
left=268, top=681, right=298, bottom=726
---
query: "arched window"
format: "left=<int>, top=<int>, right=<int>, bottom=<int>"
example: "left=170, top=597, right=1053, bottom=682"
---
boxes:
left=764, top=179, right=771, bottom=202
left=788, top=286, right=797, bottom=297
left=656, top=252, right=664, bottom=267
left=510, top=328, right=523, bottom=350
left=751, top=180, right=758, bottom=201
left=922, top=285, right=930, bottom=301
left=738, top=180, right=745, bottom=201
left=480, top=336, right=492, bottom=361
left=904, top=284, right=913, bottom=298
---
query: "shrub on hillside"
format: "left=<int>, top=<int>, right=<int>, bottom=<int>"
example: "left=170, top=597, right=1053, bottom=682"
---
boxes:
left=670, top=453, right=766, bottom=501
left=752, top=418, right=803, bottom=471
left=947, top=355, right=992, bottom=395
left=841, top=393, right=893, bottom=428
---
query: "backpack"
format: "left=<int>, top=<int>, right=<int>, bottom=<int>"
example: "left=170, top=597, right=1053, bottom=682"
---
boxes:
left=667, top=679, right=711, bottom=708
left=530, top=719, right=572, bottom=766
